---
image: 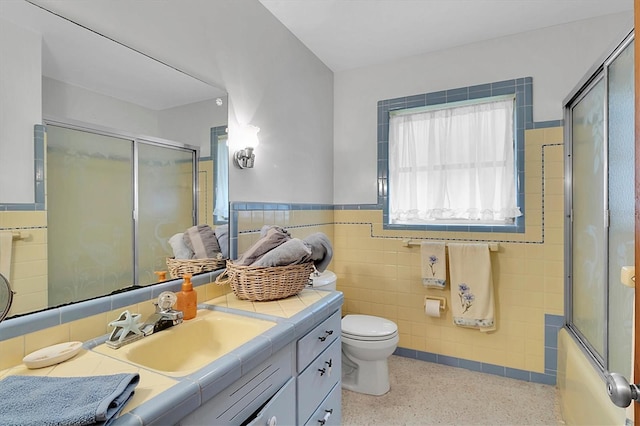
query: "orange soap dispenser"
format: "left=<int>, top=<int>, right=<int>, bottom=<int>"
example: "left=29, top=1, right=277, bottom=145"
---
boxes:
left=176, top=274, right=197, bottom=320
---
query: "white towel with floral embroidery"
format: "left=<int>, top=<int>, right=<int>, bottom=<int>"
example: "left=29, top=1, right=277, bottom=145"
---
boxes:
left=448, top=243, right=496, bottom=332
left=421, top=242, right=446, bottom=289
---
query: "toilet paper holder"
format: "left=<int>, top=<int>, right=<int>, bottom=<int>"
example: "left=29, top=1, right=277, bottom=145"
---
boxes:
left=424, top=296, right=446, bottom=312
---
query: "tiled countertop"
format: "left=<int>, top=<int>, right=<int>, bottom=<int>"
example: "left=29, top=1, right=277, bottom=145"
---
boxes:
left=0, top=289, right=343, bottom=425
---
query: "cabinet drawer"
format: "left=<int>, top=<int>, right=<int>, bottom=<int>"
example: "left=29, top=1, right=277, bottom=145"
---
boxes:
left=297, top=310, right=341, bottom=371
left=180, top=345, right=292, bottom=425
left=246, top=377, right=296, bottom=426
left=297, top=339, right=341, bottom=425
left=304, top=382, right=341, bottom=426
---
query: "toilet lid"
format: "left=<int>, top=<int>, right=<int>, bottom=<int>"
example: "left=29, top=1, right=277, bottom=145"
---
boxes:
left=341, top=314, right=398, bottom=338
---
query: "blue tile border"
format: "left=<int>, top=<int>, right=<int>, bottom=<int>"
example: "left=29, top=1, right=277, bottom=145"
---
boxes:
left=393, top=313, right=563, bottom=386
left=0, top=125, right=46, bottom=211
left=0, top=270, right=224, bottom=341
left=375, top=77, right=563, bottom=235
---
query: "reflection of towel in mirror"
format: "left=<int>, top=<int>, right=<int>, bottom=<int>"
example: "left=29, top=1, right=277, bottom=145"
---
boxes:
left=303, top=233, right=333, bottom=272
left=252, top=238, right=312, bottom=267
left=168, top=233, right=194, bottom=259
left=215, top=224, right=229, bottom=259
left=183, top=224, right=221, bottom=258
left=0, top=373, right=140, bottom=426
left=235, top=226, right=291, bottom=266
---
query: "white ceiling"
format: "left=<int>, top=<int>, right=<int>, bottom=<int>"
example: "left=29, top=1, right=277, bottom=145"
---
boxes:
left=259, top=0, right=634, bottom=72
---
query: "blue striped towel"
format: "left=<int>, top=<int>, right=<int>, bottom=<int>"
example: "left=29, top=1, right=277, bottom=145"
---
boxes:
left=0, top=373, right=139, bottom=425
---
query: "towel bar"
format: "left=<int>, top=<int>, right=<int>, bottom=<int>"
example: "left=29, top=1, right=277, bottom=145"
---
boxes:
left=402, top=239, right=499, bottom=251
left=11, top=232, right=29, bottom=241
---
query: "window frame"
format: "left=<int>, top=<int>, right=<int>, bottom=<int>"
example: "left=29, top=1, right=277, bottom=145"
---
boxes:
left=378, top=78, right=528, bottom=233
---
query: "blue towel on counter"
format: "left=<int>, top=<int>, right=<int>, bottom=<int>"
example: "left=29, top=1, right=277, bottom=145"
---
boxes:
left=0, top=373, right=140, bottom=426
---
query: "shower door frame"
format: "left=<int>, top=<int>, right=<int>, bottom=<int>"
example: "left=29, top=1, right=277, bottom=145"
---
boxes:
left=634, top=0, right=639, bottom=421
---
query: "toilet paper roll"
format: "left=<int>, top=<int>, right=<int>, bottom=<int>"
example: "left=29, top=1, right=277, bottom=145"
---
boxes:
left=425, top=299, right=441, bottom=318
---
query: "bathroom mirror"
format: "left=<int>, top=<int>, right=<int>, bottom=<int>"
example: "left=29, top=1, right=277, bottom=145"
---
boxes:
left=0, top=273, right=14, bottom=323
left=0, top=1, right=228, bottom=317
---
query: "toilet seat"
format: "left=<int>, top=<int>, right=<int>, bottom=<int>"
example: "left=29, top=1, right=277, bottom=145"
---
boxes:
left=341, top=314, right=398, bottom=341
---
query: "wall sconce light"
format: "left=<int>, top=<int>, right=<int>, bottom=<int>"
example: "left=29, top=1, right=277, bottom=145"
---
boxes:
left=233, top=125, right=260, bottom=169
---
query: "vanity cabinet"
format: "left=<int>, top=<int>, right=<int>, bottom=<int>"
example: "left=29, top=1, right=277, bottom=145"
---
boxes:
left=296, top=310, right=342, bottom=425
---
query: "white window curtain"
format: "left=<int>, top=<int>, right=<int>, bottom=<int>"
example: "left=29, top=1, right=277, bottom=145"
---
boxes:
left=389, top=97, right=522, bottom=223
left=213, top=135, right=229, bottom=220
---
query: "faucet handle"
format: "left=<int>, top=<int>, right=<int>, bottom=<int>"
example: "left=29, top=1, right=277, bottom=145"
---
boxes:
left=157, top=291, right=177, bottom=311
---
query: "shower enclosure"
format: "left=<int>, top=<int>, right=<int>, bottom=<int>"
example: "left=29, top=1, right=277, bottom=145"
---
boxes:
left=46, top=123, right=197, bottom=306
left=564, top=32, right=634, bottom=379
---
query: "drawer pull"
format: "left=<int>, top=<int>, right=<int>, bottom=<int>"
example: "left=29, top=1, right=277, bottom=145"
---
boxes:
left=325, top=359, right=332, bottom=376
left=318, top=330, right=334, bottom=342
left=318, top=367, right=326, bottom=376
left=318, top=409, right=333, bottom=425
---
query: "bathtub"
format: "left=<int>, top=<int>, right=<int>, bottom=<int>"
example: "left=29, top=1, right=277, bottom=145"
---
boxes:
left=557, top=328, right=628, bottom=425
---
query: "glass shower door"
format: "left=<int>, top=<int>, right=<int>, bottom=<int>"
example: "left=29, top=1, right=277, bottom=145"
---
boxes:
left=566, top=35, right=634, bottom=375
left=137, top=141, right=195, bottom=285
left=47, top=125, right=134, bottom=305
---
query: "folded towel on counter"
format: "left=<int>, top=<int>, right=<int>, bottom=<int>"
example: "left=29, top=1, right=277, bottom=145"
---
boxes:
left=303, top=232, right=333, bottom=272
left=183, top=224, right=221, bottom=259
left=448, top=243, right=496, bottom=332
left=421, top=242, right=446, bottom=289
left=215, top=224, right=229, bottom=259
left=0, top=373, right=140, bottom=426
left=235, top=225, right=291, bottom=266
left=168, top=232, right=194, bottom=259
left=252, top=238, right=312, bottom=267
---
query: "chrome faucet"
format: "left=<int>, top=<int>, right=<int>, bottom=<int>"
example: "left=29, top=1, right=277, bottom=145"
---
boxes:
left=106, top=291, right=183, bottom=349
left=140, top=303, right=183, bottom=336
left=140, top=292, right=183, bottom=336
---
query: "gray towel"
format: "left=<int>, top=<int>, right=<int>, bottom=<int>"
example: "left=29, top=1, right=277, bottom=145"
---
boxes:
left=251, top=238, right=312, bottom=267
left=0, top=373, right=140, bottom=426
left=168, top=232, right=194, bottom=259
left=183, top=224, right=221, bottom=259
left=215, top=224, right=229, bottom=259
left=303, top=232, right=333, bottom=272
left=236, top=226, right=291, bottom=266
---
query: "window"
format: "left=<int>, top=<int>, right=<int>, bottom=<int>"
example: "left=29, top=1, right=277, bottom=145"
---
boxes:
left=388, top=95, right=521, bottom=226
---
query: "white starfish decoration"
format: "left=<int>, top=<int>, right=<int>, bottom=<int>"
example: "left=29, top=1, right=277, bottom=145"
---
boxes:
left=108, top=310, right=143, bottom=342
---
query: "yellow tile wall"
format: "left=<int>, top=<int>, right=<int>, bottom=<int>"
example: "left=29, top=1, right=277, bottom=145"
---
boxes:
left=333, top=127, right=564, bottom=374
left=0, top=211, right=48, bottom=316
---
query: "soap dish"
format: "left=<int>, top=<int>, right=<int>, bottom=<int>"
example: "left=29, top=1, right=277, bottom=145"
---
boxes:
left=23, top=341, right=83, bottom=369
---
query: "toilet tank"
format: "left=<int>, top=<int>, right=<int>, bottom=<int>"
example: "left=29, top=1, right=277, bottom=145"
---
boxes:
left=309, top=270, right=336, bottom=291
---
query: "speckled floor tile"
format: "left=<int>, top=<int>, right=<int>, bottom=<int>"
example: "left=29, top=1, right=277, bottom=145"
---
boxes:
left=342, top=355, right=562, bottom=426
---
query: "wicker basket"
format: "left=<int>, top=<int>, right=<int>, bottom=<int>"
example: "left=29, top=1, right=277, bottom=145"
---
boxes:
left=167, top=256, right=226, bottom=279
left=215, top=261, right=314, bottom=301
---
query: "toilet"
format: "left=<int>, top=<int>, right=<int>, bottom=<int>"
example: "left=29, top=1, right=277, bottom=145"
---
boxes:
left=309, top=271, right=399, bottom=396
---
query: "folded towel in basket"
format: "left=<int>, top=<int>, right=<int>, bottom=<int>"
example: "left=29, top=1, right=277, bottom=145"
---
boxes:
left=236, top=225, right=291, bottom=266
left=251, top=238, right=312, bottom=267
left=169, top=232, right=194, bottom=259
left=215, top=224, right=229, bottom=259
left=303, top=232, right=333, bottom=273
left=183, top=224, right=221, bottom=259
left=0, top=372, right=140, bottom=426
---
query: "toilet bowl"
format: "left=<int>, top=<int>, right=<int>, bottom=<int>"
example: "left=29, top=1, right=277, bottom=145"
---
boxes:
left=341, top=314, right=399, bottom=396
left=309, top=270, right=398, bottom=396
